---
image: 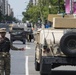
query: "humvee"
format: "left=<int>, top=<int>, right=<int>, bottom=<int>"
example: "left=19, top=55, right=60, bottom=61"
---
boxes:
left=10, top=26, right=26, bottom=44
left=34, top=15, right=76, bottom=75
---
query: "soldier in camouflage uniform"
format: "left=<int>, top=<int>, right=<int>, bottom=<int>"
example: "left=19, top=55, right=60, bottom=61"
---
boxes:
left=0, top=28, right=25, bottom=75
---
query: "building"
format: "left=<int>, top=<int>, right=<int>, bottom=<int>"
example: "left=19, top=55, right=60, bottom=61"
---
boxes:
left=29, top=0, right=38, bottom=6
left=1, top=0, right=5, bottom=15
left=0, top=0, right=1, bottom=6
left=1, top=0, right=8, bottom=15
left=8, top=4, right=14, bottom=17
left=0, top=0, right=14, bottom=16
left=0, top=0, right=2, bottom=12
left=5, top=0, right=8, bottom=15
left=65, top=0, right=76, bottom=14
left=10, top=8, right=14, bottom=17
left=33, top=0, right=38, bottom=5
left=8, top=4, right=10, bottom=16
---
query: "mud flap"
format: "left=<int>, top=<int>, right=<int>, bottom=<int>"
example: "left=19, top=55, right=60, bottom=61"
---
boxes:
left=40, top=57, right=52, bottom=75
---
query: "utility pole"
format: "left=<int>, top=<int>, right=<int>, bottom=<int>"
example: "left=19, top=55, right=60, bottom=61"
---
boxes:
left=70, top=0, right=73, bottom=14
left=38, top=0, right=44, bottom=28
left=58, top=0, right=60, bottom=14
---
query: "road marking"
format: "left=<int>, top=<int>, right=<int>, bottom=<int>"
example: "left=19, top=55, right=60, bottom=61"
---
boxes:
left=26, top=45, right=31, bottom=49
left=25, top=56, right=29, bottom=75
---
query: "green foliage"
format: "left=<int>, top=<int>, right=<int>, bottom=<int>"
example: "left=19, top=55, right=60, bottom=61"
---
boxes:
left=4, top=15, right=17, bottom=22
left=22, top=6, right=40, bottom=23
left=49, top=0, right=64, bottom=13
left=22, top=0, right=64, bottom=23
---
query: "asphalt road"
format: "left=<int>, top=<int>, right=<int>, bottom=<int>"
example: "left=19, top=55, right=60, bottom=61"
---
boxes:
left=5, top=32, right=76, bottom=75
left=6, top=32, right=39, bottom=75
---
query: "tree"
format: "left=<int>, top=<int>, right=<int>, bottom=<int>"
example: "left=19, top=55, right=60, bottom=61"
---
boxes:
left=22, top=6, right=40, bottom=23
left=49, top=0, right=64, bottom=13
left=22, top=0, right=64, bottom=23
left=0, top=9, right=3, bottom=22
left=22, top=0, right=49, bottom=23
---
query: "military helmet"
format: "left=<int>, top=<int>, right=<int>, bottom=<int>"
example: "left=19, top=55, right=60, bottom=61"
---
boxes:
left=0, top=28, right=6, bottom=33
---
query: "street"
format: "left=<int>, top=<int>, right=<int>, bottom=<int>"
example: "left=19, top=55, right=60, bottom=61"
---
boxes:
left=5, top=32, right=76, bottom=75
left=0, top=0, right=76, bottom=75
left=6, top=32, right=39, bottom=75
left=10, top=41, right=40, bottom=75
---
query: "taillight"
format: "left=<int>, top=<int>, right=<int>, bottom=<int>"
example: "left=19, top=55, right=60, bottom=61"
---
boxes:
left=43, top=45, right=50, bottom=53
left=46, top=48, right=50, bottom=53
left=43, top=45, right=47, bottom=49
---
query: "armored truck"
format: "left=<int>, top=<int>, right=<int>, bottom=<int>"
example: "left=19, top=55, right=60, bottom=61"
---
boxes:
left=34, top=16, right=76, bottom=75
left=9, top=26, right=26, bottom=44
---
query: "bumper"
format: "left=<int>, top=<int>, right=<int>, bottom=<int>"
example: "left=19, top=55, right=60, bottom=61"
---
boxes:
left=42, top=56, right=76, bottom=65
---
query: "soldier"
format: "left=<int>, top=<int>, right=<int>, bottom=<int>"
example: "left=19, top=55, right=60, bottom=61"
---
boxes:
left=0, top=28, right=25, bottom=75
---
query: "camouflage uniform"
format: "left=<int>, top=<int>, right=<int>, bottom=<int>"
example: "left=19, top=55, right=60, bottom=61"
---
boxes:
left=0, top=28, right=22, bottom=75
left=0, top=52, right=10, bottom=75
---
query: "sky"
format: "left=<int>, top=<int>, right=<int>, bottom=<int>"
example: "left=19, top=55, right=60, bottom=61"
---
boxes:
left=8, top=0, right=29, bottom=20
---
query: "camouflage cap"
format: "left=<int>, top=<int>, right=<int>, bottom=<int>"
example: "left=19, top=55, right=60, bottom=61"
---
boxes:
left=0, top=28, right=6, bottom=33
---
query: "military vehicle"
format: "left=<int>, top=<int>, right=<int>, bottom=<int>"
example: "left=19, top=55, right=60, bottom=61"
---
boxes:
left=34, top=14, right=76, bottom=75
left=10, top=26, right=26, bottom=44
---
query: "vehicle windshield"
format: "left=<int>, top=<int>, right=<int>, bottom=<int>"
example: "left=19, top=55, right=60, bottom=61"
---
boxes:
left=12, top=28, right=24, bottom=32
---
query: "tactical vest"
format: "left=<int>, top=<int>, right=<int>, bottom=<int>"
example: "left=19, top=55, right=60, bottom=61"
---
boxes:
left=0, top=37, right=10, bottom=52
left=27, top=23, right=31, bottom=28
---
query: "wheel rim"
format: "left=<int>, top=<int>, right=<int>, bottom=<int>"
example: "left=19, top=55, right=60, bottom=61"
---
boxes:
left=67, top=39, right=76, bottom=50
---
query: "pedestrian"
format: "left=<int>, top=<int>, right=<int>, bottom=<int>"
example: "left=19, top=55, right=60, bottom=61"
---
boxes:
left=45, top=24, right=49, bottom=28
left=0, top=28, right=25, bottom=75
left=27, top=22, right=31, bottom=28
left=44, top=20, right=51, bottom=28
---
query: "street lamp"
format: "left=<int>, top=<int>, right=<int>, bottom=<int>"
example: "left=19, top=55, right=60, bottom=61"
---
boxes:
left=49, top=5, right=51, bottom=14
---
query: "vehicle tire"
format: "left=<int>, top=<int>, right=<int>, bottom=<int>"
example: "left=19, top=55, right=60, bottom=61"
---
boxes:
left=10, top=39, right=13, bottom=43
left=35, top=54, right=40, bottom=71
left=23, top=40, right=25, bottom=44
left=29, top=35, right=31, bottom=42
left=23, top=42, right=25, bottom=44
left=60, top=32, right=76, bottom=57
left=29, top=39, right=31, bottom=42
